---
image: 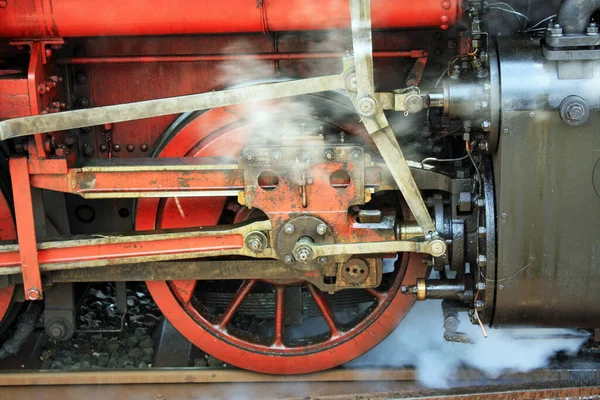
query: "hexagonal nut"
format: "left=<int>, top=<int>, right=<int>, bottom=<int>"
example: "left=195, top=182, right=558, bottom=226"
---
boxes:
left=294, top=245, right=313, bottom=263
left=283, top=224, right=295, bottom=235
left=316, top=223, right=328, bottom=236
left=458, top=192, right=472, bottom=212
left=587, top=23, right=599, bottom=36
left=549, top=24, right=563, bottom=37
left=245, top=232, right=267, bottom=253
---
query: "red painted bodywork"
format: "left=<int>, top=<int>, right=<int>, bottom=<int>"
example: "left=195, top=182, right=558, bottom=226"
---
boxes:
left=0, top=0, right=458, bottom=38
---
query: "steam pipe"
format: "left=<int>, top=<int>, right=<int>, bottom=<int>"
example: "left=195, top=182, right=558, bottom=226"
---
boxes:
left=56, top=51, right=424, bottom=65
left=0, top=0, right=459, bottom=38
left=557, top=0, right=600, bottom=35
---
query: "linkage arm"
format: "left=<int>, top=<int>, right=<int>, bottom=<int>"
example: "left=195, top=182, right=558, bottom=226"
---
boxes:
left=348, top=0, right=442, bottom=247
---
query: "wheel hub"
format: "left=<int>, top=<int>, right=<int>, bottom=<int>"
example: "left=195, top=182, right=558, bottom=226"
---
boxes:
left=276, top=216, right=334, bottom=272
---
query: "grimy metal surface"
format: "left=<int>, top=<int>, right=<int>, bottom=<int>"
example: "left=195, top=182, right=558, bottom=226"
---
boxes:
left=493, top=37, right=600, bottom=327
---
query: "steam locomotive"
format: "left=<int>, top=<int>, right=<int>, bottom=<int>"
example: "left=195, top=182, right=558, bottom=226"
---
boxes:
left=0, top=0, right=598, bottom=374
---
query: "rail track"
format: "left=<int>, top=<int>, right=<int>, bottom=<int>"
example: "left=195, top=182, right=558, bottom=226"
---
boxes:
left=0, top=363, right=599, bottom=399
left=0, top=283, right=599, bottom=399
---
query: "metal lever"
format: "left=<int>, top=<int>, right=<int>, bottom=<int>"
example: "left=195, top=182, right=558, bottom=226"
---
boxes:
left=347, top=0, right=443, bottom=249
left=0, top=75, right=344, bottom=141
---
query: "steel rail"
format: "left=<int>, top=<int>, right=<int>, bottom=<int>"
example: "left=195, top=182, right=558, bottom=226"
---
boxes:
left=1, top=365, right=600, bottom=385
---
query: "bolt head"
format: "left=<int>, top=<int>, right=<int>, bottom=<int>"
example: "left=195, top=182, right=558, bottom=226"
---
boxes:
left=587, top=23, right=599, bottom=35
left=477, top=254, right=487, bottom=267
left=284, top=254, right=295, bottom=265
left=550, top=24, right=563, bottom=36
left=27, top=289, right=41, bottom=300
left=318, top=256, right=327, bottom=265
left=351, top=150, right=361, bottom=159
left=272, top=151, right=281, bottom=161
left=345, top=73, right=358, bottom=91
left=316, top=223, right=327, bottom=236
left=356, top=97, right=377, bottom=117
left=565, top=104, right=585, bottom=122
left=324, top=149, right=335, bottom=160
left=477, top=226, right=487, bottom=237
left=283, top=224, right=295, bottom=235
left=475, top=300, right=485, bottom=310
left=481, top=121, right=491, bottom=131
left=477, top=282, right=486, bottom=291
left=245, top=153, right=254, bottom=162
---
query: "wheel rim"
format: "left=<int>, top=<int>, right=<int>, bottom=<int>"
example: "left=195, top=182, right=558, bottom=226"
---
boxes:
left=138, top=94, right=425, bottom=374
left=0, top=183, right=16, bottom=325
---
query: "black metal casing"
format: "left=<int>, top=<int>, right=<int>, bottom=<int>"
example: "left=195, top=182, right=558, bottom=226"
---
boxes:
left=492, top=37, right=600, bottom=327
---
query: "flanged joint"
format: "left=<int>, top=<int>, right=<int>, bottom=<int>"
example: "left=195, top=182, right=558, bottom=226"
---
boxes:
left=356, top=97, right=377, bottom=117
left=245, top=231, right=267, bottom=253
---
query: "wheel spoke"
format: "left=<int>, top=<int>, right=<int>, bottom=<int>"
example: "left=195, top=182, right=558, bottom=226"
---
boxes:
left=307, top=284, right=340, bottom=338
left=170, top=280, right=197, bottom=304
left=365, top=288, right=386, bottom=302
left=218, top=279, right=256, bottom=329
left=273, top=285, right=285, bottom=347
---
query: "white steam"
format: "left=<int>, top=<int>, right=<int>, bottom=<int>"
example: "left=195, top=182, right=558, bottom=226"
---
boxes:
left=347, top=300, right=587, bottom=388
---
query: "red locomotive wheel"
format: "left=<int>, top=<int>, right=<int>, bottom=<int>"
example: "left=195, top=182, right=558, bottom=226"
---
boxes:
left=0, top=185, right=17, bottom=326
left=137, top=94, right=425, bottom=374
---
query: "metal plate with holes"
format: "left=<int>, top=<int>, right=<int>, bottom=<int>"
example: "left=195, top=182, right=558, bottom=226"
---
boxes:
left=241, top=145, right=365, bottom=214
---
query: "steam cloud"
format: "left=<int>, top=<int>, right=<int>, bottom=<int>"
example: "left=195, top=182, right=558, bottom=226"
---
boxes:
left=347, top=300, right=588, bottom=388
